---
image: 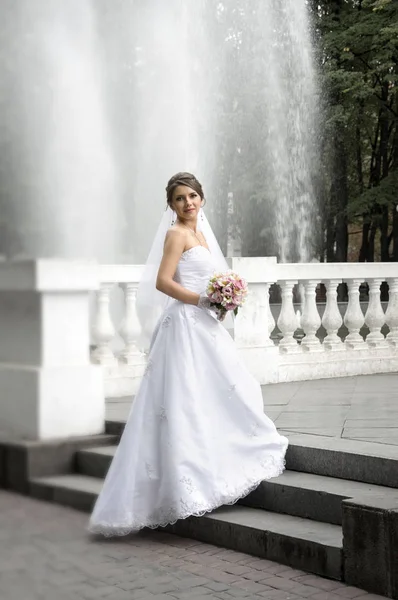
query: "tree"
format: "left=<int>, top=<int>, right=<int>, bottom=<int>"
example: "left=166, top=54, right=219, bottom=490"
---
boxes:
left=314, top=0, right=398, bottom=261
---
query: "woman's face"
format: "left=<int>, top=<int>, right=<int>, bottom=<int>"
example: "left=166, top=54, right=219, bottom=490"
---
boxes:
left=170, top=185, right=202, bottom=222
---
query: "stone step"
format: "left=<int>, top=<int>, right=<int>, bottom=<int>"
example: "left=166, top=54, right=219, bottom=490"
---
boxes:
left=167, top=506, right=343, bottom=581
left=76, top=444, right=116, bottom=479
left=28, top=473, right=342, bottom=581
left=241, top=470, right=398, bottom=525
left=30, top=473, right=102, bottom=513
left=75, top=444, right=398, bottom=525
left=105, top=420, right=125, bottom=437
left=286, top=433, right=398, bottom=488
left=0, top=433, right=119, bottom=494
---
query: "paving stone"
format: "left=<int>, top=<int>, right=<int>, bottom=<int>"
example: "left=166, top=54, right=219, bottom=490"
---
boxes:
left=222, top=564, right=255, bottom=576
left=246, top=559, right=277, bottom=571
left=144, top=584, right=180, bottom=595
left=293, top=576, right=348, bottom=592
left=220, top=589, right=251, bottom=598
left=129, top=591, right=158, bottom=600
left=173, top=594, right=217, bottom=600
left=334, top=588, right=369, bottom=598
left=175, top=576, right=213, bottom=588
left=278, top=569, right=309, bottom=580
left=0, top=490, right=384, bottom=600
left=211, top=593, right=242, bottom=600
left=197, top=568, right=242, bottom=584
left=233, top=580, right=275, bottom=593
left=353, top=595, right=385, bottom=600
left=204, top=582, right=232, bottom=592
left=310, top=593, right=356, bottom=600
left=263, top=564, right=300, bottom=576
left=234, top=571, right=266, bottom=582
left=264, top=578, right=323, bottom=597
left=257, top=591, right=306, bottom=600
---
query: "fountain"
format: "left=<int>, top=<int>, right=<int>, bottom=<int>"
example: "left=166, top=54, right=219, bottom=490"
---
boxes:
left=0, top=0, right=120, bottom=262
left=261, top=0, right=320, bottom=262
left=0, top=0, right=320, bottom=263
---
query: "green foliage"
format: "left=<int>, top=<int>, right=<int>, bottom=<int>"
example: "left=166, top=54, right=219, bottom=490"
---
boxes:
left=311, top=0, right=398, bottom=260
left=348, top=171, right=398, bottom=218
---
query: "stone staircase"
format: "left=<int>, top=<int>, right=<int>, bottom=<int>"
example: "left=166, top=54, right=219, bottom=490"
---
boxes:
left=23, top=423, right=398, bottom=598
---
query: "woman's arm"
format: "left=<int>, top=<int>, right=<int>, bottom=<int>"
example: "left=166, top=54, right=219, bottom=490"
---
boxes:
left=156, top=229, right=200, bottom=305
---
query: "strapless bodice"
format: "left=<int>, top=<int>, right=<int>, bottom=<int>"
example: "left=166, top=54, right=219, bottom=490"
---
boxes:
left=174, top=245, right=215, bottom=294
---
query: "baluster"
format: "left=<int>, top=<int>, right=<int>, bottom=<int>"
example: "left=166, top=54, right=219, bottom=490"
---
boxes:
left=119, top=283, right=145, bottom=364
left=386, top=277, right=398, bottom=347
left=277, top=280, right=300, bottom=353
left=343, top=279, right=365, bottom=349
left=298, top=282, right=306, bottom=320
left=365, top=278, right=387, bottom=348
left=295, top=282, right=305, bottom=341
left=91, top=282, right=117, bottom=365
left=266, top=283, right=276, bottom=342
left=300, top=280, right=322, bottom=351
left=322, top=279, right=344, bottom=351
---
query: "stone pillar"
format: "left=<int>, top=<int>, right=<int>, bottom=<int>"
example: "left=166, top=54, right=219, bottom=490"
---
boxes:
left=343, top=497, right=398, bottom=598
left=0, top=260, right=104, bottom=440
left=228, top=257, right=279, bottom=384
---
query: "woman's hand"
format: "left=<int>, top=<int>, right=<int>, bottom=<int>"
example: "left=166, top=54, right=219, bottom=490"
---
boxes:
left=197, top=292, right=213, bottom=311
left=216, top=309, right=227, bottom=322
left=197, top=293, right=227, bottom=322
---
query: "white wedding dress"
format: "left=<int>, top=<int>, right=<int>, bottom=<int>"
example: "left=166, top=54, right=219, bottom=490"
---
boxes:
left=89, top=245, right=288, bottom=535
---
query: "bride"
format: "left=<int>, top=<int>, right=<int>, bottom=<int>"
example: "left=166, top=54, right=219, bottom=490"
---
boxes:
left=89, top=172, right=288, bottom=536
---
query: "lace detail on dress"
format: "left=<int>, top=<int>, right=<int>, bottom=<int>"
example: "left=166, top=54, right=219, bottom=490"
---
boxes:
left=189, top=311, right=200, bottom=325
left=88, top=451, right=286, bottom=537
left=249, top=422, right=259, bottom=437
left=179, top=245, right=210, bottom=262
left=180, top=476, right=195, bottom=494
left=162, top=315, right=172, bottom=328
left=144, top=359, right=153, bottom=377
left=228, top=384, right=236, bottom=400
left=145, top=462, right=155, bottom=479
left=158, top=406, right=167, bottom=421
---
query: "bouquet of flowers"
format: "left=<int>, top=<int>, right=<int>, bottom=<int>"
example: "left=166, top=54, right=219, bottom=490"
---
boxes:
left=206, top=271, right=248, bottom=321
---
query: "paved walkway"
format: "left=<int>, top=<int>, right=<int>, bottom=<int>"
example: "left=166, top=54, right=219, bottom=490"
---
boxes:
left=106, top=374, right=398, bottom=448
left=0, top=490, right=386, bottom=600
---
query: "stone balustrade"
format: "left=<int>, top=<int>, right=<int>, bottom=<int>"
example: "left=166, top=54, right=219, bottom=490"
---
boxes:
left=89, top=264, right=146, bottom=397
left=0, top=257, right=395, bottom=437
left=91, top=258, right=398, bottom=392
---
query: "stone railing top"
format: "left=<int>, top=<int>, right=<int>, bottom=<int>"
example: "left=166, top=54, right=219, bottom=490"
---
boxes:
left=0, top=260, right=99, bottom=292
left=228, top=258, right=397, bottom=283
left=270, top=261, right=398, bottom=282
left=98, top=258, right=397, bottom=286
left=98, top=264, right=145, bottom=284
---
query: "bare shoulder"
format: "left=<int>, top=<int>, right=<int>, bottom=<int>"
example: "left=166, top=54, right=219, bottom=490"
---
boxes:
left=165, top=226, right=188, bottom=243
left=164, top=226, right=187, bottom=252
